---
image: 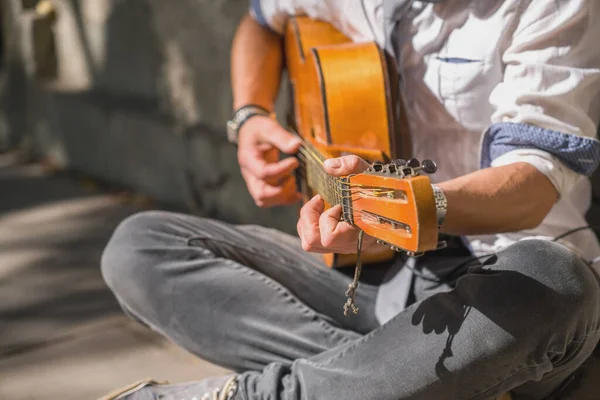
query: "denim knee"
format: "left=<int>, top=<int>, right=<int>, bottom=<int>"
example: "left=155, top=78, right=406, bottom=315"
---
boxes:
left=100, top=211, right=179, bottom=300
left=497, top=239, right=600, bottom=335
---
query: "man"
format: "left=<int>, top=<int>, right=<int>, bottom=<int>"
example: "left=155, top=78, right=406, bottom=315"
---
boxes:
left=101, top=1, right=600, bottom=399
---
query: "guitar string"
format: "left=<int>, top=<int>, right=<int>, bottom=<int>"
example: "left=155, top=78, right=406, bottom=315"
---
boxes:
left=296, top=149, right=393, bottom=191
left=289, top=127, right=391, bottom=194
left=296, top=149, right=347, bottom=201
left=296, top=152, right=397, bottom=199
left=296, top=150, right=373, bottom=191
left=295, top=173, right=394, bottom=199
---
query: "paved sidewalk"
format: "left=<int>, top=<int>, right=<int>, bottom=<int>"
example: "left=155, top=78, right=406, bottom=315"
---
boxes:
left=0, top=153, right=228, bottom=400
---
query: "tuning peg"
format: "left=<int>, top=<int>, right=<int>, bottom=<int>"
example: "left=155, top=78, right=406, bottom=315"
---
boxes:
left=393, top=159, right=407, bottom=167
left=401, top=158, right=438, bottom=176
left=369, top=162, right=384, bottom=173
left=384, top=163, right=403, bottom=175
left=422, top=159, right=438, bottom=174
left=407, top=158, right=420, bottom=168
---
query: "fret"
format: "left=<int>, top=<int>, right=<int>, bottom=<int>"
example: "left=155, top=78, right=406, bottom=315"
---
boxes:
left=298, top=142, right=352, bottom=216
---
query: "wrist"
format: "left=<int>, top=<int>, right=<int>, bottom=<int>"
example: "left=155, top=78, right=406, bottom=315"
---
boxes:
left=227, top=104, right=273, bottom=144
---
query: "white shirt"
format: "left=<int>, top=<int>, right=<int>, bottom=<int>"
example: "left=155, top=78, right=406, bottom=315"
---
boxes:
left=250, top=0, right=600, bottom=265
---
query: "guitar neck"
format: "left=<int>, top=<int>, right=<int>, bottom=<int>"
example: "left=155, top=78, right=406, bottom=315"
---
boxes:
left=298, top=144, right=354, bottom=220
left=297, top=141, right=440, bottom=255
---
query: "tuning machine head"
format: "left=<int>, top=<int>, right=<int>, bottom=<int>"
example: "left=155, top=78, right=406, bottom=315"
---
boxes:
left=421, top=159, right=438, bottom=174
left=366, top=162, right=384, bottom=173
left=400, top=158, right=438, bottom=177
left=366, top=159, right=437, bottom=177
left=407, top=158, right=438, bottom=175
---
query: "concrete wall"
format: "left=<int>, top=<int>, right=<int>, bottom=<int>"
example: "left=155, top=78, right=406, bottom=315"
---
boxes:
left=0, top=0, right=298, bottom=233
left=1, top=0, right=599, bottom=233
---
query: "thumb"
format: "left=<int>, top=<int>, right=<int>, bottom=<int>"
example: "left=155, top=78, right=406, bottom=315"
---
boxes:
left=323, top=155, right=370, bottom=176
left=259, top=121, right=303, bottom=154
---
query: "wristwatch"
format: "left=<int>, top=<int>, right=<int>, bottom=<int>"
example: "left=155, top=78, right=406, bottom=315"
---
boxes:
left=226, top=105, right=271, bottom=144
left=431, top=184, right=447, bottom=228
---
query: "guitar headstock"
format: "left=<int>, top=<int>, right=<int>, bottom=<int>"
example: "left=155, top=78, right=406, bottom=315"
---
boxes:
left=346, top=159, right=441, bottom=255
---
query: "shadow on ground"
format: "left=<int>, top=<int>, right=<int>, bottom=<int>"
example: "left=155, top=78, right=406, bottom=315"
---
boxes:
left=0, top=154, right=134, bottom=356
left=0, top=153, right=228, bottom=400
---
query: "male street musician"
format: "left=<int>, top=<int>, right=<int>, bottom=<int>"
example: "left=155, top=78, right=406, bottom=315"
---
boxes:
left=101, top=1, right=600, bottom=399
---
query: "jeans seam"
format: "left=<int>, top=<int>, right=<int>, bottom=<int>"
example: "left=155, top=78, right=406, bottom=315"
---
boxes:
left=187, top=235, right=298, bottom=265
left=220, top=258, right=355, bottom=347
left=300, top=302, right=411, bottom=368
left=187, top=235, right=359, bottom=346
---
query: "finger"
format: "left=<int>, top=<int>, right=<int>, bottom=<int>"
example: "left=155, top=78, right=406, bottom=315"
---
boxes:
left=240, top=153, right=299, bottom=182
left=277, top=176, right=303, bottom=204
left=299, top=193, right=325, bottom=221
left=323, top=155, right=370, bottom=176
left=260, top=148, right=297, bottom=186
left=298, top=195, right=328, bottom=252
left=246, top=173, right=301, bottom=208
left=256, top=122, right=303, bottom=154
left=319, top=205, right=356, bottom=249
left=319, top=204, right=343, bottom=237
left=297, top=215, right=329, bottom=253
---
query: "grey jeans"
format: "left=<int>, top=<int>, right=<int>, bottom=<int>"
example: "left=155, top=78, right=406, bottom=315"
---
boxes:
left=101, top=211, right=600, bottom=400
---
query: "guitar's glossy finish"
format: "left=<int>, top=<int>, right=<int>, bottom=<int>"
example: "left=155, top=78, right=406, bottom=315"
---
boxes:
left=284, top=16, right=419, bottom=267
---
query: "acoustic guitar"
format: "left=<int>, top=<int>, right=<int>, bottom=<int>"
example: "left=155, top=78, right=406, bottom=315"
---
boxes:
left=284, top=16, right=441, bottom=268
left=282, top=18, right=515, bottom=400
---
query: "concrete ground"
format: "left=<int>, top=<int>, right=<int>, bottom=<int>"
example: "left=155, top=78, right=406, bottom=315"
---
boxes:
left=0, top=152, right=228, bottom=400
left=2, top=151, right=600, bottom=400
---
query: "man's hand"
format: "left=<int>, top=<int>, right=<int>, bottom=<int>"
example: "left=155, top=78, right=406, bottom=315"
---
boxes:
left=238, top=116, right=303, bottom=208
left=297, top=155, right=380, bottom=254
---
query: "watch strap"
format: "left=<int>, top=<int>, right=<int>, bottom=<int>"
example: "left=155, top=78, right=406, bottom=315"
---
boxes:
left=227, top=105, right=271, bottom=144
left=431, top=184, right=447, bottom=228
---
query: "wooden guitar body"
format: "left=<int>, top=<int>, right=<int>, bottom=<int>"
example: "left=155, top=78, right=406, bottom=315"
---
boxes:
left=284, top=16, right=412, bottom=267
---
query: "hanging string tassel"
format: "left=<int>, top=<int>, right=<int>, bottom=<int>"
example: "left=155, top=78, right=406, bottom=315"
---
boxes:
left=344, top=230, right=365, bottom=316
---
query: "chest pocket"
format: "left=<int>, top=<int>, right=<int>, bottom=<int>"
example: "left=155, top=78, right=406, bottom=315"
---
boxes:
left=433, top=8, right=505, bottom=97
left=436, top=57, right=490, bottom=98
left=432, top=40, right=503, bottom=128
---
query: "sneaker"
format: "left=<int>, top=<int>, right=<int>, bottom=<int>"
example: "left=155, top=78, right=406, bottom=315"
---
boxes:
left=98, top=375, right=238, bottom=400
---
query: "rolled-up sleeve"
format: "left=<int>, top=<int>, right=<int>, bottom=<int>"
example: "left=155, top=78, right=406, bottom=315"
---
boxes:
left=249, top=0, right=287, bottom=33
left=481, top=0, right=600, bottom=196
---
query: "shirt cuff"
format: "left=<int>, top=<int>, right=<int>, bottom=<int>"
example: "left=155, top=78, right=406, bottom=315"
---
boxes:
left=480, top=122, right=600, bottom=176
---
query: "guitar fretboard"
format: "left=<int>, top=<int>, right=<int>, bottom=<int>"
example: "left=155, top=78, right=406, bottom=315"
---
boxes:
left=297, top=142, right=354, bottom=222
